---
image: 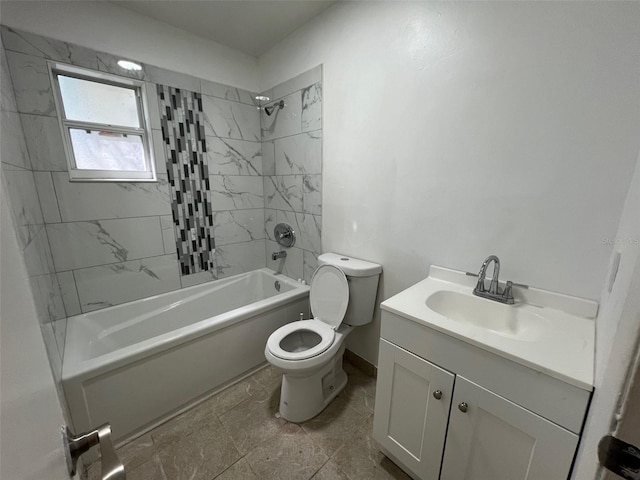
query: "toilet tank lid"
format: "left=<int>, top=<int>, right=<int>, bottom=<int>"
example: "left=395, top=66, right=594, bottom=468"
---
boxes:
left=318, top=253, right=382, bottom=277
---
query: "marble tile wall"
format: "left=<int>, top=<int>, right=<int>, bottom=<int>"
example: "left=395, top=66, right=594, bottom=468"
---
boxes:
left=2, top=26, right=323, bottom=334
left=0, top=36, right=66, bottom=387
left=1, top=26, right=266, bottom=316
left=260, top=66, right=323, bottom=283
left=198, top=75, right=266, bottom=285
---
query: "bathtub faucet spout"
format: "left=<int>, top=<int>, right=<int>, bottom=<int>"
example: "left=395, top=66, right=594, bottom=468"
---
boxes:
left=272, top=250, right=287, bottom=261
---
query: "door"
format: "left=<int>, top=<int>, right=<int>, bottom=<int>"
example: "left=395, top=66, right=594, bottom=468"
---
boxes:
left=440, top=376, right=578, bottom=480
left=603, top=352, right=640, bottom=480
left=373, top=339, right=455, bottom=480
left=0, top=186, right=71, bottom=479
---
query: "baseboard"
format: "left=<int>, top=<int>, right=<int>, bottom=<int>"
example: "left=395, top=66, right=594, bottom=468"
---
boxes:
left=345, top=349, right=377, bottom=378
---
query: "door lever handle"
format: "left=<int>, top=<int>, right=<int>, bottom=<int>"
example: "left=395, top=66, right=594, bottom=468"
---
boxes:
left=598, top=435, right=640, bottom=479
left=62, top=423, right=126, bottom=479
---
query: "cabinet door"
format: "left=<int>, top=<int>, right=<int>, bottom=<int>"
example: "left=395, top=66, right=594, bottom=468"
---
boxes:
left=440, top=376, right=579, bottom=480
left=373, top=339, right=455, bottom=480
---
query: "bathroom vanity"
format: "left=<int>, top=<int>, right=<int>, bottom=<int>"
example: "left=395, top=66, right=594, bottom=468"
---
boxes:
left=373, top=266, right=596, bottom=480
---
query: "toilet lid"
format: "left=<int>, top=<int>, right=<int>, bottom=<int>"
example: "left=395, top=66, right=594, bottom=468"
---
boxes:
left=310, top=264, right=349, bottom=329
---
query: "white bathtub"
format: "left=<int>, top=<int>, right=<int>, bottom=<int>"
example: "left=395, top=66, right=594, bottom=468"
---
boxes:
left=62, top=268, right=309, bottom=445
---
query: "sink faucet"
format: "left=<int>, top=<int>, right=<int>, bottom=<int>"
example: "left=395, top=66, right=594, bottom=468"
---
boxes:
left=272, top=250, right=287, bottom=261
left=473, top=255, right=515, bottom=304
left=476, top=255, right=500, bottom=294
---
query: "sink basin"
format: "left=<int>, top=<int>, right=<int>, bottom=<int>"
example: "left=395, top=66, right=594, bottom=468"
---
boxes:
left=426, top=290, right=547, bottom=340
left=381, top=265, right=597, bottom=389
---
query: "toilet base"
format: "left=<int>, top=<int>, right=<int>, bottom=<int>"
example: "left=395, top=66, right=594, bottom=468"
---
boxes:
left=278, top=343, right=348, bottom=423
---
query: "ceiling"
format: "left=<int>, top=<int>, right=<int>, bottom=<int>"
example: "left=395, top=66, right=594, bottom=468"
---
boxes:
left=112, top=0, right=337, bottom=57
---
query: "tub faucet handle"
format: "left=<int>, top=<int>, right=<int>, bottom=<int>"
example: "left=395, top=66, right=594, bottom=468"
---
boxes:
left=63, top=423, right=126, bottom=480
left=274, top=223, right=296, bottom=248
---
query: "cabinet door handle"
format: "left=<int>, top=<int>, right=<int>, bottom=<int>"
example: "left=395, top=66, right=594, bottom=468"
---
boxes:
left=433, top=390, right=443, bottom=400
left=458, top=402, right=468, bottom=413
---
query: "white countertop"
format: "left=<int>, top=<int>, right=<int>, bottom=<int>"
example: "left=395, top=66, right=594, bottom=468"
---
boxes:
left=381, top=266, right=596, bottom=391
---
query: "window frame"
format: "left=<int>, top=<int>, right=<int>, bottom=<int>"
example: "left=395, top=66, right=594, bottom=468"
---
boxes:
left=49, top=61, right=157, bottom=182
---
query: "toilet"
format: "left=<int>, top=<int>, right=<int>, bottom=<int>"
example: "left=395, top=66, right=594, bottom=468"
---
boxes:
left=264, top=253, right=382, bottom=423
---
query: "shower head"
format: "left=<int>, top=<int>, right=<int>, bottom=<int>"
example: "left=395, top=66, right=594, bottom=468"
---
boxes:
left=264, top=100, right=285, bottom=116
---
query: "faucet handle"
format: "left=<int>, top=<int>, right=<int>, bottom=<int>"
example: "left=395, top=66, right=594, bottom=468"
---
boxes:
left=503, top=281, right=514, bottom=304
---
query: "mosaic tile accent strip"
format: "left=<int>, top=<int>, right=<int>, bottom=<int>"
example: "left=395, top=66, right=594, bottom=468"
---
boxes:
left=158, top=85, right=215, bottom=275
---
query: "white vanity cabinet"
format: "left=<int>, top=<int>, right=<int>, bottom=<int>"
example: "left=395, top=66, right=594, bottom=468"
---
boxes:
left=373, top=311, right=591, bottom=480
left=440, top=376, right=578, bottom=480
left=373, top=339, right=455, bottom=480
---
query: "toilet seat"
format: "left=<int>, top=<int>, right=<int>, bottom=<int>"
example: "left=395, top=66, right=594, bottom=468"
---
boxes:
left=267, top=319, right=335, bottom=360
left=267, top=265, right=350, bottom=361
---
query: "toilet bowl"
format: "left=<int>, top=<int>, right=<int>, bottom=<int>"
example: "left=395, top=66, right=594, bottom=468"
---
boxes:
left=265, top=253, right=382, bottom=422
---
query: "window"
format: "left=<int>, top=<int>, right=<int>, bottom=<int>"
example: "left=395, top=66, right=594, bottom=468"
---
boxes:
left=49, top=62, right=156, bottom=181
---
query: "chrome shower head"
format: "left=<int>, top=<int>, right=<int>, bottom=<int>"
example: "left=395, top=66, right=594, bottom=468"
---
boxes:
left=264, top=100, right=285, bottom=116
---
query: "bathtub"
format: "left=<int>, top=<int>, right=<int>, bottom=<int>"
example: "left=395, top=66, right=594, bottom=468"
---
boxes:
left=62, top=268, right=309, bottom=446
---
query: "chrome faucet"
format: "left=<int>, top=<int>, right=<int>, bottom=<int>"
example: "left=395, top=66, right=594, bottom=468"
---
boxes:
left=272, top=250, right=287, bottom=261
left=476, top=255, right=500, bottom=294
left=473, top=255, right=514, bottom=304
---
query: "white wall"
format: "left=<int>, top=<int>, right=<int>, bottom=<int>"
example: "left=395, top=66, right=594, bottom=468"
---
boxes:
left=259, top=1, right=640, bottom=363
left=0, top=0, right=259, bottom=92
left=1, top=183, right=70, bottom=479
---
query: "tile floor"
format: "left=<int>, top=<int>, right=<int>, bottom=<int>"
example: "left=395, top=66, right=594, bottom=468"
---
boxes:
left=87, top=360, right=411, bottom=480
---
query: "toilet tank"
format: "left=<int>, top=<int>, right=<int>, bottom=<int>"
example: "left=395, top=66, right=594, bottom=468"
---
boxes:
left=318, top=253, right=382, bottom=326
